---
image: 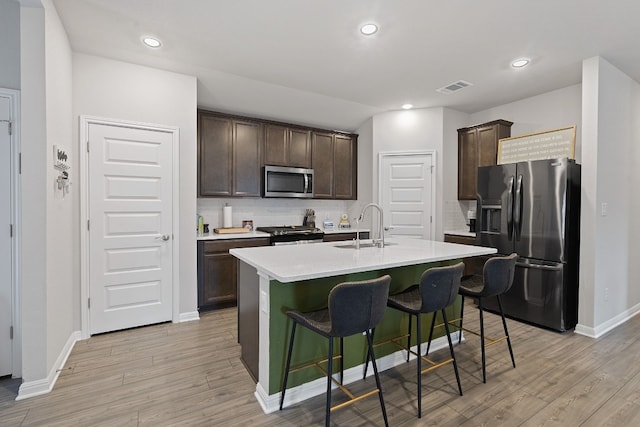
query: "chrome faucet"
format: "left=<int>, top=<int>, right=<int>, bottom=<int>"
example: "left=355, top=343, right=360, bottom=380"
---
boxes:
left=357, top=203, right=385, bottom=248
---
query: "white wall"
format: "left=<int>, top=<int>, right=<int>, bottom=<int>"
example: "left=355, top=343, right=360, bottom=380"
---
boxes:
left=579, top=57, right=639, bottom=335
left=0, top=0, right=20, bottom=90
left=19, top=1, right=48, bottom=384
left=371, top=108, right=446, bottom=238
left=470, top=84, right=583, bottom=162
left=73, top=54, right=198, bottom=315
left=43, top=0, right=75, bottom=377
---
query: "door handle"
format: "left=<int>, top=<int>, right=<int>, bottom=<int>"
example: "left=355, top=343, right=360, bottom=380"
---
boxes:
left=516, top=261, right=562, bottom=271
left=507, top=176, right=514, bottom=240
left=513, top=175, right=523, bottom=241
left=155, top=234, right=170, bottom=241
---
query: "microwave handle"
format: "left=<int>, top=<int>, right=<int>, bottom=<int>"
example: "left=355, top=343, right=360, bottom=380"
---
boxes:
left=304, top=174, right=309, bottom=194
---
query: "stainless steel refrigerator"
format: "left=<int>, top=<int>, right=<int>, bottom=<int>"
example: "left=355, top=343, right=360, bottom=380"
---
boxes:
left=476, top=158, right=581, bottom=331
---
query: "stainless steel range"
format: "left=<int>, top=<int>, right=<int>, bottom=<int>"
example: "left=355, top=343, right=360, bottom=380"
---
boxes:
left=256, top=225, right=324, bottom=245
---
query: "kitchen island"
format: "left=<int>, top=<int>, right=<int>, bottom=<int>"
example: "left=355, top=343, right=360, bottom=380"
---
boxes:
left=230, top=237, right=496, bottom=413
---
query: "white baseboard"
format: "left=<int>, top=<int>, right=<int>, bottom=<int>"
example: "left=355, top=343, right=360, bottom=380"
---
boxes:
left=575, top=301, right=640, bottom=339
left=177, top=311, right=200, bottom=323
left=256, top=331, right=462, bottom=414
left=16, top=330, right=81, bottom=400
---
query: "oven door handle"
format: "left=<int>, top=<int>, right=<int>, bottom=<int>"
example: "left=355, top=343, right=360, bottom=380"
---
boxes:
left=303, top=174, right=309, bottom=194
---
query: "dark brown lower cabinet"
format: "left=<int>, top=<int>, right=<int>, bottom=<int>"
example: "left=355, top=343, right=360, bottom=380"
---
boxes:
left=197, top=237, right=270, bottom=311
left=443, top=233, right=486, bottom=277
left=322, top=231, right=370, bottom=242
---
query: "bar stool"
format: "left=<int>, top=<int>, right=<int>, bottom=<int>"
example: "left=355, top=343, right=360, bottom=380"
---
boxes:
left=452, top=253, right=517, bottom=383
left=378, top=263, right=465, bottom=418
left=279, top=275, right=391, bottom=427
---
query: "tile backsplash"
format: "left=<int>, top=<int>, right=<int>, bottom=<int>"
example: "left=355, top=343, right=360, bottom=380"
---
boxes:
left=444, top=199, right=476, bottom=231
left=197, top=198, right=364, bottom=230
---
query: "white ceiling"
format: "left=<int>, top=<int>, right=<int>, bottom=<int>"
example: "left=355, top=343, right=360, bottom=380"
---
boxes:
left=51, top=0, right=640, bottom=131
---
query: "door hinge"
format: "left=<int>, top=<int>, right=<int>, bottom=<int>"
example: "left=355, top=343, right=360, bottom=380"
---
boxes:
left=86, top=140, right=89, bottom=153
left=10, top=326, right=13, bottom=340
left=88, top=298, right=91, bottom=309
left=8, top=121, right=12, bottom=135
left=18, top=153, right=21, bottom=174
left=87, top=220, right=90, bottom=231
left=430, top=216, right=433, bottom=224
left=9, top=224, right=13, bottom=237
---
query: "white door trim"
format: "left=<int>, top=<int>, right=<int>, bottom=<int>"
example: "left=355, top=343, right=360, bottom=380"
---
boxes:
left=378, top=150, right=436, bottom=240
left=1, top=87, right=22, bottom=377
left=79, top=116, right=180, bottom=339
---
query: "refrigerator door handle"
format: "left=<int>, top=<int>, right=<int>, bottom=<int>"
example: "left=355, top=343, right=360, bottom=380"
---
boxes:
left=507, top=176, right=514, bottom=240
left=514, top=174, right=523, bottom=241
left=516, top=261, right=563, bottom=271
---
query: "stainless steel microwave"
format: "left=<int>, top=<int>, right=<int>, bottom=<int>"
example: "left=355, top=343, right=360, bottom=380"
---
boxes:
left=263, top=165, right=314, bottom=198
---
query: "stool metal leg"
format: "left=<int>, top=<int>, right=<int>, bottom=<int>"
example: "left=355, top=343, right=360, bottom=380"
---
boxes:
left=407, top=314, right=412, bottom=362
left=280, top=322, right=297, bottom=410
left=458, top=295, right=465, bottom=344
left=366, top=330, right=389, bottom=427
left=326, top=338, right=333, bottom=427
left=362, top=328, right=375, bottom=379
left=478, top=297, right=486, bottom=383
left=441, top=309, right=463, bottom=396
left=425, top=311, right=437, bottom=356
left=416, top=313, right=422, bottom=418
left=497, top=295, right=516, bottom=368
left=340, top=337, right=344, bottom=384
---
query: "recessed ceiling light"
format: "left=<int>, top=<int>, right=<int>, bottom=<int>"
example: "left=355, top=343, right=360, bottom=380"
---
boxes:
left=401, top=104, right=413, bottom=110
left=360, top=23, right=378, bottom=36
left=142, top=36, right=162, bottom=48
left=511, top=58, right=530, bottom=68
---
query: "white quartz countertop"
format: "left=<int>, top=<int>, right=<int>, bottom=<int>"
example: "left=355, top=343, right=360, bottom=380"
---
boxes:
left=197, top=231, right=271, bottom=241
left=230, top=237, right=496, bottom=283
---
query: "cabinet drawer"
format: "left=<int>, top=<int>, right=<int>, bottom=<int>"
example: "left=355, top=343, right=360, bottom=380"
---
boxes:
left=443, top=234, right=476, bottom=246
left=323, top=232, right=370, bottom=242
left=202, top=237, right=271, bottom=254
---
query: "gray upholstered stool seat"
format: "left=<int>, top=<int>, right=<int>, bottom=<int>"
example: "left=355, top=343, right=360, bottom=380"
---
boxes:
left=280, top=275, right=391, bottom=427
left=452, top=253, right=518, bottom=383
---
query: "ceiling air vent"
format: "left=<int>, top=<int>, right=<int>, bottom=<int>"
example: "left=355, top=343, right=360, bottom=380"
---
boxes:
left=436, top=80, right=473, bottom=94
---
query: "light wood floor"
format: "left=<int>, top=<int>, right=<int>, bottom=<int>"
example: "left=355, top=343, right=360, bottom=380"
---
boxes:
left=2, top=299, right=640, bottom=426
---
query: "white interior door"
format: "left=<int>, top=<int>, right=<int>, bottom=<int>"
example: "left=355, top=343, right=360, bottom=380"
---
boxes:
left=88, top=122, right=173, bottom=335
left=0, top=95, right=12, bottom=375
left=380, top=152, right=434, bottom=240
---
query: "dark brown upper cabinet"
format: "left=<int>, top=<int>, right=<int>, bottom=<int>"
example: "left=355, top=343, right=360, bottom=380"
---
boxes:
left=198, top=111, right=262, bottom=197
left=264, top=124, right=311, bottom=168
left=312, top=132, right=357, bottom=200
left=457, top=119, right=512, bottom=200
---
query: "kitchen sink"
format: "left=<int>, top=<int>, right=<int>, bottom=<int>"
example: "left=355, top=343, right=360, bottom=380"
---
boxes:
left=333, top=242, right=397, bottom=249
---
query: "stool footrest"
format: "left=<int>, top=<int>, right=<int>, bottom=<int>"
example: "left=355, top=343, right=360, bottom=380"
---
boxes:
left=331, top=388, right=381, bottom=412
left=447, top=319, right=508, bottom=348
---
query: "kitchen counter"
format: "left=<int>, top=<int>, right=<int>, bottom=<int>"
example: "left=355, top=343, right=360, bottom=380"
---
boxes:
left=444, top=229, right=476, bottom=238
left=196, top=230, right=271, bottom=241
left=231, top=237, right=495, bottom=413
left=231, top=237, right=492, bottom=283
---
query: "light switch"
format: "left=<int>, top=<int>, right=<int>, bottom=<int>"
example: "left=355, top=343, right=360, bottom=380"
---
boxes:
left=601, top=202, right=608, bottom=217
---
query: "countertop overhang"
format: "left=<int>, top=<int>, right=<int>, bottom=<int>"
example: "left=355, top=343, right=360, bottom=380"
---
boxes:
left=230, top=237, right=496, bottom=283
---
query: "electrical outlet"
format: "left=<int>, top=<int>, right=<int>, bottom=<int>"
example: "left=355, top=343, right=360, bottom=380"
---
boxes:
left=605, top=287, right=609, bottom=302
left=601, top=202, right=608, bottom=217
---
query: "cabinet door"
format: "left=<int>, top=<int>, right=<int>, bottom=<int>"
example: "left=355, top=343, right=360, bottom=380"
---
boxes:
left=288, top=128, right=311, bottom=168
left=333, top=135, right=356, bottom=199
left=199, top=114, right=232, bottom=196
left=477, top=125, right=499, bottom=167
left=233, top=120, right=262, bottom=196
left=458, top=129, right=477, bottom=200
left=264, top=124, right=288, bottom=166
left=312, top=132, right=334, bottom=198
left=200, top=252, right=237, bottom=307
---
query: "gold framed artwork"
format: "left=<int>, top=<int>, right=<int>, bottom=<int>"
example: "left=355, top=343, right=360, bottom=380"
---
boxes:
left=497, top=126, right=576, bottom=165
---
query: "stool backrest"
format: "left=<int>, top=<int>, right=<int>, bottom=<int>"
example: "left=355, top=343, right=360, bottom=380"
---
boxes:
left=419, top=263, right=465, bottom=313
left=482, top=253, right=518, bottom=297
left=328, top=275, right=391, bottom=337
